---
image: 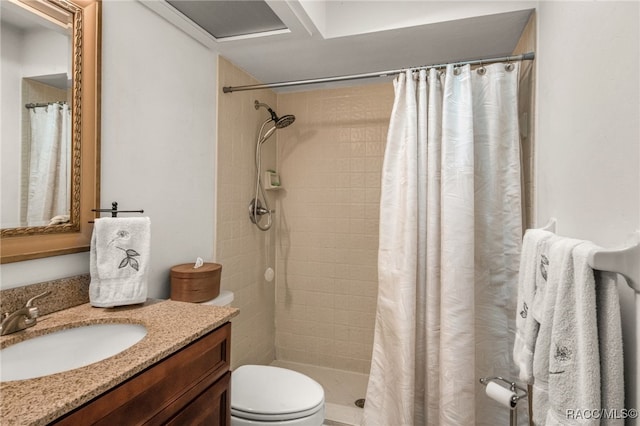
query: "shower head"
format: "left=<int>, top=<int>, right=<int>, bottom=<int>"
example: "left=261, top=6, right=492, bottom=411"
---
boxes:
left=254, top=100, right=296, bottom=129
left=275, top=114, right=295, bottom=128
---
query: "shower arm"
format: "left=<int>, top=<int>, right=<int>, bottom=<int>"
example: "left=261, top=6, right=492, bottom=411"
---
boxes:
left=255, top=100, right=278, bottom=122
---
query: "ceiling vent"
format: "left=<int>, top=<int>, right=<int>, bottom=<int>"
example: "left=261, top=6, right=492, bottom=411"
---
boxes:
left=166, top=0, right=287, bottom=39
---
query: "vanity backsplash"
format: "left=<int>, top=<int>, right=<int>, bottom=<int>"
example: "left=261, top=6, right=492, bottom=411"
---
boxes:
left=0, top=274, right=90, bottom=316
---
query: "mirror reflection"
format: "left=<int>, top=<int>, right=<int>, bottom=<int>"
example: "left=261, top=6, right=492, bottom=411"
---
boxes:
left=1, top=0, right=73, bottom=228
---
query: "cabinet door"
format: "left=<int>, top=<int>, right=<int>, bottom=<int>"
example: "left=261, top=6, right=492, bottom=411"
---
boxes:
left=165, top=371, right=230, bottom=426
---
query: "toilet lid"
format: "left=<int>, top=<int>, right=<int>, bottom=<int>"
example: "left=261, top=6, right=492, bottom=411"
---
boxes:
left=231, top=365, right=324, bottom=421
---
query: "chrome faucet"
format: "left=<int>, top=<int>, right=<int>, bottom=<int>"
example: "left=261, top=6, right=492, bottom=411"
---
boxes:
left=0, top=291, right=51, bottom=336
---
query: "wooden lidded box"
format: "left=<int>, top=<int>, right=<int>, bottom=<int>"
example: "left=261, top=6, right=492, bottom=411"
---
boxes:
left=170, top=262, right=222, bottom=303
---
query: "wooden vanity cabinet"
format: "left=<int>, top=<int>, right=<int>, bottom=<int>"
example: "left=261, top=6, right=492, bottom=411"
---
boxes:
left=52, top=323, right=231, bottom=426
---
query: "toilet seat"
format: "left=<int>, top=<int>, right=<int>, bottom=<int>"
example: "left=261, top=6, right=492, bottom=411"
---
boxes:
left=231, top=365, right=324, bottom=422
left=230, top=400, right=324, bottom=422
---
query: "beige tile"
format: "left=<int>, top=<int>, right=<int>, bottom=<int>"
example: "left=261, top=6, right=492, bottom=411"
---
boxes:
left=274, top=83, right=393, bottom=371
left=216, top=57, right=277, bottom=369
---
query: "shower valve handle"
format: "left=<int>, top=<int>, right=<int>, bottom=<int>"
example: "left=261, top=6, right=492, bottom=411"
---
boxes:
left=249, top=199, right=274, bottom=228
left=253, top=206, right=269, bottom=216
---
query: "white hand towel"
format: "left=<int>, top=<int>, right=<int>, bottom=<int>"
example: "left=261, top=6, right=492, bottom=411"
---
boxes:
left=546, top=242, right=601, bottom=425
left=89, top=217, right=151, bottom=308
left=595, top=270, right=625, bottom=425
left=513, top=228, right=555, bottom=383
left=531, top=235, right=560, bottom=324
left=532, top=237, right=583, bottom=425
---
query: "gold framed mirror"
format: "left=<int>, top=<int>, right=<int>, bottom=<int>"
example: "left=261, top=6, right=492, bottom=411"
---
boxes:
left=1, top=0, right=100, bottom=263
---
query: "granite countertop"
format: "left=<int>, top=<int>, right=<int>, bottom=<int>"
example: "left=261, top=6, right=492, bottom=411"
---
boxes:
left=0, top=299, right=239, bottom=425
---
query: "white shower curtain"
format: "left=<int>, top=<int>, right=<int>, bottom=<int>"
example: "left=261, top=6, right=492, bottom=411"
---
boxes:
left=26, top=103, right=71, bottom=226
left=363, top=63, right=522, bottom=425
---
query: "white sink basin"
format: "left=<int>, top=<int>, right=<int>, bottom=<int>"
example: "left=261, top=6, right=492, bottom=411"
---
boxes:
left=0, top=323, right=147, bottom=382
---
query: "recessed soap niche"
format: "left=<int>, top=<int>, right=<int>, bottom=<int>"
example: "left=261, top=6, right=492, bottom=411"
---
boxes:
left=265, top=170, right=282, bottom=190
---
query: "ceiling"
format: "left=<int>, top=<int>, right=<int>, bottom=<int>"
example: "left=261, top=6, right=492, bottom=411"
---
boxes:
left=0, top=0, right=70, bottom=34
left=165, top=1, right=288, bottom=39
left=142, top=1, right=536, bottom=92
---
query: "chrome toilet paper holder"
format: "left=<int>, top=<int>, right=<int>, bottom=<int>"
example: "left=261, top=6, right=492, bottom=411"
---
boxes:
left=480, top=376, right=527, bottom=407
left=480, top=376, right=528, bottom=426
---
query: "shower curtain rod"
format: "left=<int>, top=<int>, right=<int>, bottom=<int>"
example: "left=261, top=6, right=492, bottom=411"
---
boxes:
left=25, top=101, right=68, bottom=109
left=222, top=52, right=535, bottom=93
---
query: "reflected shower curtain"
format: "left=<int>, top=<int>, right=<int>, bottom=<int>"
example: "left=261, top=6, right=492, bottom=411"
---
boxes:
left=26, top=103, right=71, bottom=226
left=363, top=63, right=522, bottom=425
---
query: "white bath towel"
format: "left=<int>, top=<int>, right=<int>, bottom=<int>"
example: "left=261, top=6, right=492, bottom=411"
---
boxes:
left=513, top=228, right=555, bottom=383
left=531, top=237, right=583, bottom=425
left=89, top=217, right=150, bottom=308
left=545, top=242, right=601, bottom=425
left=595, top=268, right=625, bottom=425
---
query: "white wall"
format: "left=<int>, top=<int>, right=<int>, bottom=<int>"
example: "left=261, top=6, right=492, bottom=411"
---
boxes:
left=1, top=0, right=218, bottom=299
left=536, top=0, right=640, bottom=416
left=100, top=0, right=217, bottom=298
left=22, top=29, right=69, bottom=79
left=1, top=24, right=23, bottom=228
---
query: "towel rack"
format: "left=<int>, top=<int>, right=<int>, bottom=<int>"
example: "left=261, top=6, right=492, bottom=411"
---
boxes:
left=588, top=232, right=640, bottom=293
left=536, top=218, right=640, bottom=293
left=540, top=217, right=557, bottom=233
left=90, top=201, right=144, bottom=222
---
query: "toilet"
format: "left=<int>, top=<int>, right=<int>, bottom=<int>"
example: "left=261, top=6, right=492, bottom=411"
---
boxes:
left=198, top=290, right=235, bottom=307
left=185, top=291, right=324, bottom=424
left=231, top=365, right=325, bottom=426
left=172, top=283, right=235, bottom=307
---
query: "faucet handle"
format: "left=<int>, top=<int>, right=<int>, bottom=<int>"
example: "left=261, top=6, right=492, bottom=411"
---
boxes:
left=25, top=291, right=51, bottom=308
left=23, top=306, right=40, bottom=326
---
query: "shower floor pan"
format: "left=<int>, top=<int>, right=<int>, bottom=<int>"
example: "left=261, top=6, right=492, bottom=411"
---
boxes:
left=271, top=360, right=368, bottom=426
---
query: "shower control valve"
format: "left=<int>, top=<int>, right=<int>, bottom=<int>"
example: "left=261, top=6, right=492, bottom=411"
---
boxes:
left=249, top=198, right=274, bottom=225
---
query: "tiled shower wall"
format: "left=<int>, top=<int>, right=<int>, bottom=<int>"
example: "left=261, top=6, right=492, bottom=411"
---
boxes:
left=275, top=84, right=394, bottom=373
left=216, top=57, right=278, bottom=368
